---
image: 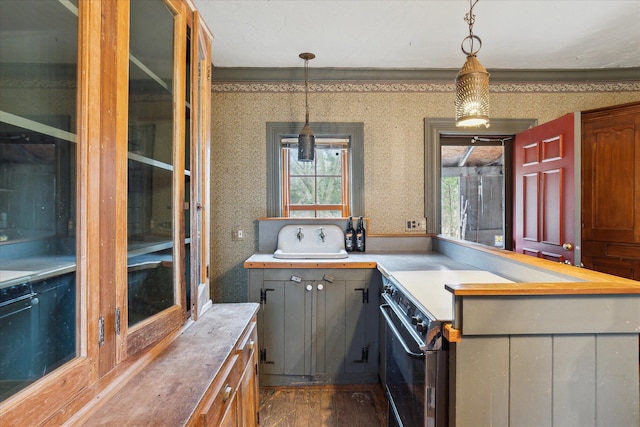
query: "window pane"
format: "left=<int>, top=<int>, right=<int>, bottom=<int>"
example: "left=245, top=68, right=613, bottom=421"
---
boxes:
left=0, top=0, right=78, bottom=401
left=316, top=210, right=342, bottom=218
left=290, top=176, right=314, bottom=205
left=316, top=148, right=342, bottom=175
left=127, top=0, right=176, bottom=326
left=317, top=177, right=342, bottom=205
left=289, top=150, right=315, bottom=176
left=441, top=144, right=505, bottom=247
left=127, top=161, right=174, bottom=326
left=127, top=249, right=174, bottom=325
left=290, top=211, right=315, bottom=218
left=128, top=0, right=174, bottom=165
left=441, top=177, right=460, bottom=238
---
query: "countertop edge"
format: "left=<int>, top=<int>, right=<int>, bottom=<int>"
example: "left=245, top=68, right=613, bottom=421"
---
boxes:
left=445, top=281, right=640, bottom=295
left=243, top=260, right=377, bottom=269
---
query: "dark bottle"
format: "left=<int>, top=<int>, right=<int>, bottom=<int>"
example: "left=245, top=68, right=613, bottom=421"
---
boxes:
left=345, top=216, right=355, bottom=252
left=355, top=216, right=366, bottom=252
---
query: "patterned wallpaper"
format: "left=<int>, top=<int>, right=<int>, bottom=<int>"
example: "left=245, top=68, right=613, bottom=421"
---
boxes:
left=209, top=80, right=640, bottom=302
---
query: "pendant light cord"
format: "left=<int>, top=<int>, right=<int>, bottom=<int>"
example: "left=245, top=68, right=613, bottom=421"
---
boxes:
left=304, top=58, right=310, bottom=124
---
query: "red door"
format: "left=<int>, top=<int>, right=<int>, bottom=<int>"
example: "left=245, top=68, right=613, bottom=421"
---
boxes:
left=513, top=113, right=576, bottom=265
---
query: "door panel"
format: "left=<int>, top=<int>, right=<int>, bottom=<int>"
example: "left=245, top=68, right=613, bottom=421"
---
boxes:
left=541, top=168, right=562, bottom=245
left=522, top=173, right=539, bottom=242
left=582, top=109, right=638, bottom=242
left=514, top=113, right=575, bottom=265
left=581, top=102, right=640, bottom=279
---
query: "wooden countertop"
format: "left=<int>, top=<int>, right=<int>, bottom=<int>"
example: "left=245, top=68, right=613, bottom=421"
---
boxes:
left=446, top=281, right=640, bottom=296
left=243, top=253, right=377, bottom=269
left=81, top=303, right=259, bottom=426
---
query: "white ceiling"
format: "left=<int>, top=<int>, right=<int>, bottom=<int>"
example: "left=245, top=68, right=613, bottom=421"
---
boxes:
left=193, top=0, right=640, bottom=70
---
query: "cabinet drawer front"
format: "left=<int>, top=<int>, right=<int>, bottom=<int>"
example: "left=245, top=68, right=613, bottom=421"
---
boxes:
left=201, top=354, right=240, bottom=427
left=237, top=320, right=257, bottom=368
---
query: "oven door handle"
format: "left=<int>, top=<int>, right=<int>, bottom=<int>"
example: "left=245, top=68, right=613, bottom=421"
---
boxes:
left=379, top=303, right=425, bottom=359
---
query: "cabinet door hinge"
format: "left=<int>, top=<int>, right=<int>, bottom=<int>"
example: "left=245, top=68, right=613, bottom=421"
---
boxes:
left=259, top=348, right=274, bottom=364
left=115, top=307, right=121, bottom=336
left=98, top=316, right=105, bottom=346
left=353, top=345, right=370, bottom=364
left=260, top=288, right=275, bottom=304
left=355, top=288, right=369, bottom=304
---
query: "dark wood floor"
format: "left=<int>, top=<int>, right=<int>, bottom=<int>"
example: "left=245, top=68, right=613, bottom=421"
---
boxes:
left=259, top=384, right=388, bottom=427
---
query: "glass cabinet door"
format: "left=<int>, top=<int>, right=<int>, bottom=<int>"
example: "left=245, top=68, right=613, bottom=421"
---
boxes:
left=189, top=12, right=213, bottom=319
left=0, top=0, right=78, bottom=402
left=1, top=0, right=208, bottom=421
left=126, top=0, right=186, bottom=335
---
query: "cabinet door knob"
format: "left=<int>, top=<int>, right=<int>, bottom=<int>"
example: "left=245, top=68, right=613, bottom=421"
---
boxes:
left=306, top=284, right=313, bottom=291
left=248, top=339, right=255, bottom=350
left=562, top=242, right=573, bottom=251
left=223, top=384, right=233, bottom=402
left=317, top=283, right=324, bottom=291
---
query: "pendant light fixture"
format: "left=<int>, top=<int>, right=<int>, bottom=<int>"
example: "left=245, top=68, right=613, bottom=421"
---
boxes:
left=455, top=0, right=490, bottom=128
left=298, top=52, right=315, bottom=162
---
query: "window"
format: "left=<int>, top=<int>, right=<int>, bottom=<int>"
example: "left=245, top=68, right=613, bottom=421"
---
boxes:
left=440, top=138, right=509, bottom=248
left=424, top=118, right=538, bottom=248
left=266, top=122, right=364, bottom=218
left=281, top=137, right=349, bottom=217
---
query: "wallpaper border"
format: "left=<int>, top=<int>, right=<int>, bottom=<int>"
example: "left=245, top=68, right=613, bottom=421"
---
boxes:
left=212, top=81, right=640, bottom=94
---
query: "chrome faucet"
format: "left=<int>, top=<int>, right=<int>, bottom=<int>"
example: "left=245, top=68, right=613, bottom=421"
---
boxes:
left=297, top=227, right=304, bottom=241
left=319, top=227, right=325, bottom=242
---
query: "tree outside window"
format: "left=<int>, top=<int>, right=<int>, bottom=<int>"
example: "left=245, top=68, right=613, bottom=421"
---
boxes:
left=282, top=139, right=349, bottom=218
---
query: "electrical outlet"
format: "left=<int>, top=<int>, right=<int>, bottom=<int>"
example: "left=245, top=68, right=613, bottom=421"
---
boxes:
left=232, top=228, right=244, bottom=241
left=405, top=218, right=427, bottom=232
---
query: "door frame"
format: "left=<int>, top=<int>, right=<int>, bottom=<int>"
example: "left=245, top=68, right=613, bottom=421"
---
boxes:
left=424, top=118, right=538, bottom=250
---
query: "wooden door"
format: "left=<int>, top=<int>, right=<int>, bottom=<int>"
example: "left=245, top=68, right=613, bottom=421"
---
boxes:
left=581, top=102, right=640, bottom=280
left=513, top=113, right=576, bottom=264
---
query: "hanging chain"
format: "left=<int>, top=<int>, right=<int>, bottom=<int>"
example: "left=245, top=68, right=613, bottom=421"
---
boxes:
left=461, top=0, right=482, bottom=56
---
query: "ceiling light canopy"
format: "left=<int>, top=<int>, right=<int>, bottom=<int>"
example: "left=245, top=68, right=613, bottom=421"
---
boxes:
left=298, top=52, right=315, bottom=162
left=455, top=0, right=490, bottom=128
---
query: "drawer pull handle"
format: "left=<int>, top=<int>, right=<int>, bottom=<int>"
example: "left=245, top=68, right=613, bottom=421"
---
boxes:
left=223, top=384, right=233, bottom=402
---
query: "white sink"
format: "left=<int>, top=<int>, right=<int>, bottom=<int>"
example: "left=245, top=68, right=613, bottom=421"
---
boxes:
left=273, top=224, right=348, bottom=259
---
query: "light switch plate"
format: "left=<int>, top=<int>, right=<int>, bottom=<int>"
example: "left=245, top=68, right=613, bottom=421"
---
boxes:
left=232, top=228, right=244, bottom=241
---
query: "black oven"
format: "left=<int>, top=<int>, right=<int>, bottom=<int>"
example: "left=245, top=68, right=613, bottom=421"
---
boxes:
left=380, top=277, right=448, bottom=427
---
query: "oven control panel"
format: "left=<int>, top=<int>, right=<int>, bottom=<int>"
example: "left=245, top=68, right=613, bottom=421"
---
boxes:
left=382, top=276, right=432, bottom=338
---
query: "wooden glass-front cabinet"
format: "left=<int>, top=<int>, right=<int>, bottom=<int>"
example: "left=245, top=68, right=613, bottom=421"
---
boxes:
left=0, top=0, right=212, bottom=423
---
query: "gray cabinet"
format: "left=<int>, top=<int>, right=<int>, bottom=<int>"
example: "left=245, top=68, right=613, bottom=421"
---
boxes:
left=248, top=268, right=380, bottom=386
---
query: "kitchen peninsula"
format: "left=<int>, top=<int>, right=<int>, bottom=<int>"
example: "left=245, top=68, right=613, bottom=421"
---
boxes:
left=244, top=219, right=640, bottom=426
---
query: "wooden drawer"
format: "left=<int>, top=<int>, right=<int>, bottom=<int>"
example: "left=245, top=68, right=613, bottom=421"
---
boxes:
left=200, top=354, right=240, bottom=427
left=237, top=320, right=257, bottom=369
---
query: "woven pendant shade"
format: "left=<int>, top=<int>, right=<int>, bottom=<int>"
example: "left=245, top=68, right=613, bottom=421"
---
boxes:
left=455, top=54, right=490, bottom=127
